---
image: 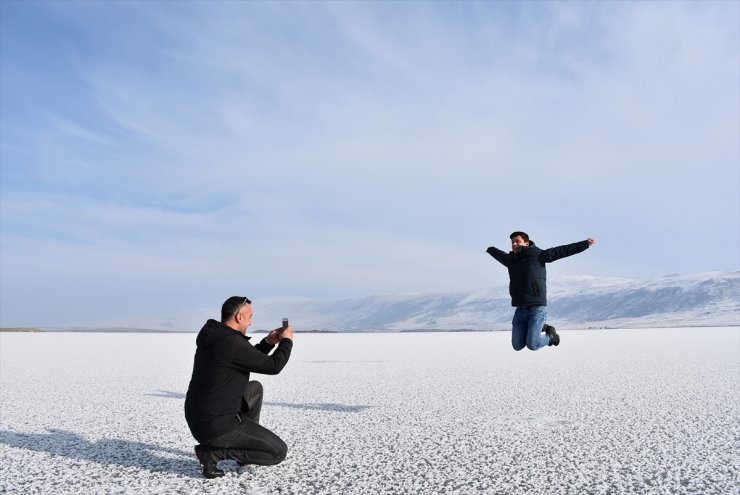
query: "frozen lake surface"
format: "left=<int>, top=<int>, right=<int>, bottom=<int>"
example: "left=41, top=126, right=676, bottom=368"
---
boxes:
left=1, top=328, right=738, bottom=494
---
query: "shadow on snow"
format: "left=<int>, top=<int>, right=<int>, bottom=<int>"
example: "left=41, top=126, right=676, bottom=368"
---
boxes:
left=0, top=429, right=201, bottom=478
left=0, top=395, right=373, bottom=474
left=146, top=390, right=186, bottom=399
left=265, top=401, right=373, bottom=413
left=147, top=390, right=373, bottom=413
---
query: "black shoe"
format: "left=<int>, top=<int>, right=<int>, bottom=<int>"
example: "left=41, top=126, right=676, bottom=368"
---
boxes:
left=195, top=445, right=225, bottom=479
left=543, top=324, right=560, bottom=346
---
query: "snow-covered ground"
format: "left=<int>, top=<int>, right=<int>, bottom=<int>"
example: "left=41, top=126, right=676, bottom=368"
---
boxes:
left=1, top=328, right=738, bottom=494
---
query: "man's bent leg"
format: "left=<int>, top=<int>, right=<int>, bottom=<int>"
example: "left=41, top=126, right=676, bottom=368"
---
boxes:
left=525, top=306, right=550, bottom=351
left=241, top=381, right=263, bottom=423
left=208, top=416, right=288, bottom=466
left=511, top=308, right=528, bottom=351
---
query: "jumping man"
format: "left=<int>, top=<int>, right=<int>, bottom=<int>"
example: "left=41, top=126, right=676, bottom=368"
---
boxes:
left=486, top=232, right=595, bottom=351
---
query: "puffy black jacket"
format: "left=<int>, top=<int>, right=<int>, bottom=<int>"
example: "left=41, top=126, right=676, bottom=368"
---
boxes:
left=185, top=319, right=292, bottom=443
left=486, top=240, right=590, bottom=307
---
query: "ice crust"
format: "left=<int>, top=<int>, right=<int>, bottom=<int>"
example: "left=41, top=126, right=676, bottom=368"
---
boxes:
left=1, top=328, right=738, bottom=494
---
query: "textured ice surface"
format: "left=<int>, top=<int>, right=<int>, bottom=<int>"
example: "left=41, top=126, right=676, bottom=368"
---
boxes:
left=1, top=328, right=738, bottom=494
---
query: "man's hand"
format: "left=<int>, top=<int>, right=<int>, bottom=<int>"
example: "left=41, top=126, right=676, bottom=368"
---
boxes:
left=587, top=238, right=596, bottom=246
left=266, top=325, right=293, bottom=345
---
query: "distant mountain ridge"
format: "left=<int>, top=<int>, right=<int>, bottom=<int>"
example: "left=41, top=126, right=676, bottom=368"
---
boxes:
left=58, top=270, right=739, bottom=332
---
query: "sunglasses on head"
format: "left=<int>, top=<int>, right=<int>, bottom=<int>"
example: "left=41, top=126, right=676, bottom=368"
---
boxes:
left=235, top=296, right=251, bottom=315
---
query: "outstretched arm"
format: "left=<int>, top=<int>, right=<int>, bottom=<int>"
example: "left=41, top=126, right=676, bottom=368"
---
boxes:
left=486, top=246, right=511, bottom=266
left=539, top=238, right=593, bottom=263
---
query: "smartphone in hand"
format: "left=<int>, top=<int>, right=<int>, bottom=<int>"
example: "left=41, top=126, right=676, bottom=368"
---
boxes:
left=281, top=318, right=289, bottom=330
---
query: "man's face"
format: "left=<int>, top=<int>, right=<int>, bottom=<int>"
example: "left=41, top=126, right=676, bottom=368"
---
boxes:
left=511, top=235, right=529, bottom=253
left=236, top=304, right=253, bottom=334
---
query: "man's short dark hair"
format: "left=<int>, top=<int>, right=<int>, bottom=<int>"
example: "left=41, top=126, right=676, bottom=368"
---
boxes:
left=510, top=231, right=529, bottom=242
left=221, top=296, right=251, bottom=322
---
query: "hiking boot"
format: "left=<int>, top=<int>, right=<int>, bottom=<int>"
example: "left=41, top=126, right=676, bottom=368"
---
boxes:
left=195, top=445, right=225, bottom=479
left=543, top=324, right=560, bottom=346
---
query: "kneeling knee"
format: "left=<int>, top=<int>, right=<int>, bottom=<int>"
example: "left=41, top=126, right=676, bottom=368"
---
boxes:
left=274, top=441, right=288, bottom=464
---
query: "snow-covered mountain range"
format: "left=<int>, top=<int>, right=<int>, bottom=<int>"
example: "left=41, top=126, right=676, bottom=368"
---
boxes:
left=77, top=270, right=739, bottom=332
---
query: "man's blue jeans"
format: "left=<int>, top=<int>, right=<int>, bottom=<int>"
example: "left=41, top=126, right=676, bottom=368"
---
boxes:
left=512, top=306, right=550, bottom=351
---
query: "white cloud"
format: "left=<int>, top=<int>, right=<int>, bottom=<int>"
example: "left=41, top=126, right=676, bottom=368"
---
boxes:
left=1, top=1, right=737, bottom=326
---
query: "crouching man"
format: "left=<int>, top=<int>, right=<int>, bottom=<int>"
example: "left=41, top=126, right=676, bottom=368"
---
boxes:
left=185, top=296, right=293, bottom=478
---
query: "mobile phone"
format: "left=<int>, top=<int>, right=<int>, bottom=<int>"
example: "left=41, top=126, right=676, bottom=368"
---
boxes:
left=281, top=318, right=289, bottom=330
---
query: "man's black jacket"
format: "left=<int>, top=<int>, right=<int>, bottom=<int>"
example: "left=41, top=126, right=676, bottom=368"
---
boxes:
left=486, top=240, right=590, bottom=307
left=185, top=319, right=292, bottom=443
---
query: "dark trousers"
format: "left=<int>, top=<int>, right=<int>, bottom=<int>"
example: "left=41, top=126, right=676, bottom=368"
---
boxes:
left=201, top=381, right=288, bottom=465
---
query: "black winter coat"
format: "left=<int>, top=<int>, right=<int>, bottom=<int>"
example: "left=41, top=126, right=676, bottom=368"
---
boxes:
left=486, top=240, right=590, bottom=307
left=185, top=319, right=292, bottom=443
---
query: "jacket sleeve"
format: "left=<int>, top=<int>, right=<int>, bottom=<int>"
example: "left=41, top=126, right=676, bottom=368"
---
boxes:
left=539, top=240, right=590, bottom=263
left=227, top=338, right=293, bottom=375
left=254, top=338, right=274, bottom=354
left=486, top=246, right=510, bottom=266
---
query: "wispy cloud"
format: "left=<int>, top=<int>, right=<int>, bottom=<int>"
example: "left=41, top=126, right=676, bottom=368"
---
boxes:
left=1, top=1, right=737, bottom=326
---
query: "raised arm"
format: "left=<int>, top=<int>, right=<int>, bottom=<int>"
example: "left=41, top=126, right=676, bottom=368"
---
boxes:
left=539, top=239, right=593, bottom=263
left=228, top=338, right=293, bottom=375
left=486, top=246, right=511, bottom=267
left=254, top=337, right=275, bottom=354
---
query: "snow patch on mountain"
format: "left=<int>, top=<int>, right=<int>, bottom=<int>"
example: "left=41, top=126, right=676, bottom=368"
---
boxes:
left=52, top=271, right=739, bottom=332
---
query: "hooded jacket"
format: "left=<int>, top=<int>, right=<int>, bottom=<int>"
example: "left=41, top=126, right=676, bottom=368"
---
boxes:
left=486, top=239, right=590, bottom=307
left=184, top=319, right=293, bottom=443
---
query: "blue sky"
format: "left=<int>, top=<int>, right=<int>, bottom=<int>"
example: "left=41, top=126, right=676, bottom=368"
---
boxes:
left=1, top=1, right=738, bottom=327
